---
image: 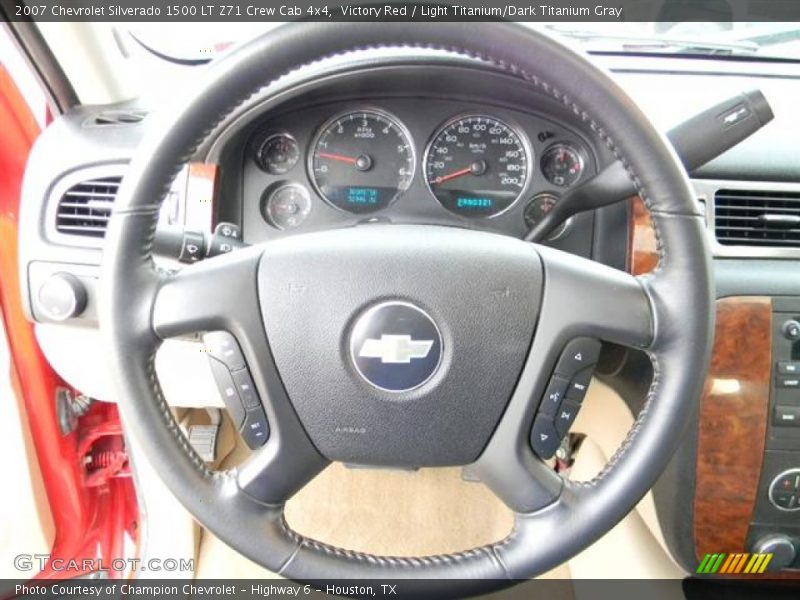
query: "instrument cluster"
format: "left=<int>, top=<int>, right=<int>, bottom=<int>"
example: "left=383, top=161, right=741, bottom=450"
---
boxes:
left=243, top=100, right=595, bottom=239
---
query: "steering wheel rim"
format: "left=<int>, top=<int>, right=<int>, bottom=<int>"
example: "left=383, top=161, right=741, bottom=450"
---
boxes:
left=101, top=22, right=713, bottom=594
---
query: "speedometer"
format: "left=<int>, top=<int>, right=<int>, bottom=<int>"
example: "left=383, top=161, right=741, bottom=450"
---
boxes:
left=425, top=115, right=530, bottom=218
left=309, top=109, right=414, bottom=214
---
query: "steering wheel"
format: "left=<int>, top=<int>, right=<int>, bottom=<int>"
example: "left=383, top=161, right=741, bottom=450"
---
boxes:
left=101, top=23, right=713, bottom=595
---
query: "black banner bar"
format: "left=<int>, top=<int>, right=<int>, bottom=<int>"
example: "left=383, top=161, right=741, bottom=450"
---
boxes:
left=2, top=0, right=800, bottom=22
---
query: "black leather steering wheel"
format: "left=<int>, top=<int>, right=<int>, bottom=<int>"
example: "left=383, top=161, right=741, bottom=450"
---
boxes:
left=101, top=22, right=713, bottom=595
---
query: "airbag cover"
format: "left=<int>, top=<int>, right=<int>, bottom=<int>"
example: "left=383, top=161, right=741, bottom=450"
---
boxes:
left=258, top=225, right=541, bottom=466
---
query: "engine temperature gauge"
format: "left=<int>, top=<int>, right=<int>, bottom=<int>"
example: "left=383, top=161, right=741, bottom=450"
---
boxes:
left=540, top=143, right=584, bottom=187
left=263, top=184, right=311, bottom=230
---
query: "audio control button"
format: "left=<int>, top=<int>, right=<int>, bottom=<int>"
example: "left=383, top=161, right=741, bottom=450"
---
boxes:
left=232, top=369, right=260, bottom=409
left=208, top=357, right=245, bottom=429
left=778, top=361, right=800, bottom=375
left=203, top=331, right=246, bottom=371
left=530, top=416, right=559, bottom=459
left=539, top=375, right=569, bottom=418
left=566, top=367, right=593, bottom=402
left=240, top=406, right=270, bottom=449
left=554, top=338, right=601, bottom=377
left=554, top=400, right=581, bottom=438
left=774, top=406, right=800, bottom=426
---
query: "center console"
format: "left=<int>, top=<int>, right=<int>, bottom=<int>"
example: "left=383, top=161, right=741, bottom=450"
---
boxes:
left=746, top=297, right=800, bottom=570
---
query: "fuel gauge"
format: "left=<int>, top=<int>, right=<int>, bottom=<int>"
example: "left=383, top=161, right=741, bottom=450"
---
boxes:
left=263, top=184, right=311, bottom=230
left=540, top=143, right=584, bottom=187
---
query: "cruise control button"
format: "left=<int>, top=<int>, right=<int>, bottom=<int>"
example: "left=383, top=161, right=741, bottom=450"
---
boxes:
left=554, top=400, right=581, bottom=438
left=240, top=406, right=270, bottom=449
left=232, top=369, right=260, bottom=409
left=203, top=331, right=245, bottom=371
left=530, top=416, right=560, bottom=459
left=778, top=361, right=800, bottom=375
left=566, top=367, right=593, bottom=402
left=539, top=375, right=569, bottom=418
left=208, top=358, right=245, bottom=428
left=774, top=406, right=800, bottom=426
left=555, top=338, right=601, bottom=377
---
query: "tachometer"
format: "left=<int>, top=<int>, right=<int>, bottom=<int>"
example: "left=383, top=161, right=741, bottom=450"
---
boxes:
left=425, top=115, right=529, bottom=218
left=309, top=109, right=414, bottom=214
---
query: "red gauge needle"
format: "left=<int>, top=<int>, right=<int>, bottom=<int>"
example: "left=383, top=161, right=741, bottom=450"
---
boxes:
left=319, top=152, right=358, bottom=164
left=431, top=167, right=472, bottom=185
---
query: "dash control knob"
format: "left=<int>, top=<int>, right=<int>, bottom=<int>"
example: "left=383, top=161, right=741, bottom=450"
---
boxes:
left=783, top=319, right=800, bottom=341
left=751, top=535, right=796, bottom=571
left=37, top=272, right=87, bottom=321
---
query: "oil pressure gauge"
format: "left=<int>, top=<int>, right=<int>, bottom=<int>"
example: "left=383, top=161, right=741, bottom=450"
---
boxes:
left=256, top=134, right=300, bottom=175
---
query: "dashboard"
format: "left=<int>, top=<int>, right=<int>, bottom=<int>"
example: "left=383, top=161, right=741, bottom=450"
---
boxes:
left=241, top=99, right=596, bottom=242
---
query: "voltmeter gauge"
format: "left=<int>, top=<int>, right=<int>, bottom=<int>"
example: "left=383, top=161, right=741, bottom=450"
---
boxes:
left=540, top=143, right=584, bottom=187
left=263, top=184, right=311, bottom=230
left=524, top=193, right=572, bottom=240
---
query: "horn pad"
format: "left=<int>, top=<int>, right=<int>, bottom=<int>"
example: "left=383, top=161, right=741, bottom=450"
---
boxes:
left=258, top=225, right=542, bottom=466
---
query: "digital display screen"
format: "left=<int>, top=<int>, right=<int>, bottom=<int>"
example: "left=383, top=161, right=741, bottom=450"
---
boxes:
left=347, top=187, right=379, bottom=205
left=456, top=197, right=494, bottom=209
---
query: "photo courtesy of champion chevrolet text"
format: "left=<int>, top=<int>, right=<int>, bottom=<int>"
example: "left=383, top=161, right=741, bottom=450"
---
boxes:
left=1, top=0, right=799, bottom=598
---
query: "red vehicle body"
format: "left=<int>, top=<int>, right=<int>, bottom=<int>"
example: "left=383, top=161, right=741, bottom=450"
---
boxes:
left=0, top=64, right=137, bottom=581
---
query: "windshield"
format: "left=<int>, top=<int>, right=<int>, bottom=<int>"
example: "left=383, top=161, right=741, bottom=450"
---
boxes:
left=112, top=21, right=800, bottom=106
left=126, top=22, right=800, bottom=62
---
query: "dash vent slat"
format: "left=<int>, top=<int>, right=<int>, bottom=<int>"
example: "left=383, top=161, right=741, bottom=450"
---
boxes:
left=85, top=110, right=147, bottom=127
left=55, top=176, right=122, bottom=238
left=714, top=189, right=800, bottom=247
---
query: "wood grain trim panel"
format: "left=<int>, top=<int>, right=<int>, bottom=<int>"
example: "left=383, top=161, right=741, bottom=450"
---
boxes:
left=185, top=163, right=218, bottom=230
left=694, top=297, right=772, bottom=560
left=627, top=196, right=658, bottom=275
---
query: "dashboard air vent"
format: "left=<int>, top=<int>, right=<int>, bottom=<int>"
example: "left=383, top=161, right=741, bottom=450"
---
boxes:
left=86, top=110, right=147, bottom=127
left=55, top=176, right=122, bottom=238
left=714, top=189, right=800, bottom=247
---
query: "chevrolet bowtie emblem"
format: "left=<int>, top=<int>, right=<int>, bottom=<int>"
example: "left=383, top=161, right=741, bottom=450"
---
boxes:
left=358, top=335, right=434, bottom=364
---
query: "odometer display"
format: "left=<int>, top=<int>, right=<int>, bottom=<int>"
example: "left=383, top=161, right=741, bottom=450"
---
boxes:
left=425, top=115, right=529, bottom=218
left=309, top=110, right=414, bottom=214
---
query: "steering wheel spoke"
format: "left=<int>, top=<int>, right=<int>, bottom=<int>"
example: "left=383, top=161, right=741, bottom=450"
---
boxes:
left=151, top=247, right=263, bottom=339
left=237, top=439, right=328, bottom=506
left=470, top=246, right=655, bottom=514
left=536, top=246, right=654, bottom=351
left=150, top=247, right=329, bottom=505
